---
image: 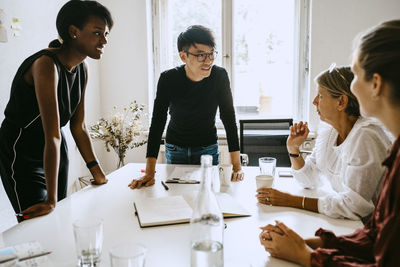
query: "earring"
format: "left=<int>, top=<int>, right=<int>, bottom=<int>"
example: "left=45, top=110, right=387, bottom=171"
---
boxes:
left=73, top=35, right=76, bottom=39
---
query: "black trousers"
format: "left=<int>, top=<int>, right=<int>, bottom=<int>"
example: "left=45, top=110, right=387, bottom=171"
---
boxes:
left=0, top=119, right=68, bottom=213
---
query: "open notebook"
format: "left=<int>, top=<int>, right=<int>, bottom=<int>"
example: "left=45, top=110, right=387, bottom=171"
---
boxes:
left=133, top=192, right=251, bottom=228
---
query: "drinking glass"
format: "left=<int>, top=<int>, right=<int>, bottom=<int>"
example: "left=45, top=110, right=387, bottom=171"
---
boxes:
left=258, top=157, right=276, bottom=177
left=73, top=217, right=103, bottom=267
left=109, top=243, right=147, bottom=267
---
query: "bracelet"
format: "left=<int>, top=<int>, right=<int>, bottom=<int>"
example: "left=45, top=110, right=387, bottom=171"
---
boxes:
left=86, top=160, right=99, bottom=169
left=302, top=196, right=306, bottom=209
left=289, top=153, right=301, bottom=158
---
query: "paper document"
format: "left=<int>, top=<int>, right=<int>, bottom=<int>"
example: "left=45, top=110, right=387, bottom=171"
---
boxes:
left=134, top=195, right=193, bottom=227
left=0, top=241, right=52, bottom=266
left=168, top=166, right=203, bottom=181
left=134, top=192, right=250, bottom=228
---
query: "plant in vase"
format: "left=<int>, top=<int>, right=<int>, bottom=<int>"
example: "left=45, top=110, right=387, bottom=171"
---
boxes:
left=89, top=101, right=147, bottom=169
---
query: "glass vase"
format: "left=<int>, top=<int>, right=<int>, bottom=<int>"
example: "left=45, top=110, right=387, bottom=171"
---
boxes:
left=117, top=151, right=126, bottom=169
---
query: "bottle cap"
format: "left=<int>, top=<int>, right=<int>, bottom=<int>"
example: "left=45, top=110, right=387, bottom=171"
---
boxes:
left=200, top=154, right=213, bottom=167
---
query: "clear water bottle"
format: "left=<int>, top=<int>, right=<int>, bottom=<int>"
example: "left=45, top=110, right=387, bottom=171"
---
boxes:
left=190, top=155, right=224, bottom=267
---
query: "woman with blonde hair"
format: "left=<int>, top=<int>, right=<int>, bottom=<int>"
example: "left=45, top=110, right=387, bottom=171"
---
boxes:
left=257, top=65, right=391, bottom=220
left=259, top=19, right=400, bottom=266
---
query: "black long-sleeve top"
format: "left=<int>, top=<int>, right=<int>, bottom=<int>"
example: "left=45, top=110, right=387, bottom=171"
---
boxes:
left=146, top=65, right=239, bottom=158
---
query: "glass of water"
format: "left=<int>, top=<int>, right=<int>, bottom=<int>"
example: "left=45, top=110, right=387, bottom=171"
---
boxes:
left=73, top=217, right=103, bottom=267
left=109, top=243, right=147, bottom=267
left=191, top=240, right=223, bottom=267
left=258, top=157, right=276, bottom=177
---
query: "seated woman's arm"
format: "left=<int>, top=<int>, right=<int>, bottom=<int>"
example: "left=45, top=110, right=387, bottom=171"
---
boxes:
left=291, top=124, right=334, bottom=189
left=257, top=126, right=329, bottom=212
left=291, top=151, right=324, bottom=189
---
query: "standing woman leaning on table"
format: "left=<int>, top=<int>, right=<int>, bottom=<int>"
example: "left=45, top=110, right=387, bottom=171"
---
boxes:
left=0, top=0, right=113, bottom=221
left=259, top=19, right=400, bottom=266
left=257, top=66, right=391, bottom=221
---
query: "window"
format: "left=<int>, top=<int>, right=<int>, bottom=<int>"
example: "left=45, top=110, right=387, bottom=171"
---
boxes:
left=151, top=0, right=310, bottom=121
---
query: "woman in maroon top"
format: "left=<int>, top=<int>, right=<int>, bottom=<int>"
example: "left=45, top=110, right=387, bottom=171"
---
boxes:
left=259, top=19, right=400, bottom=266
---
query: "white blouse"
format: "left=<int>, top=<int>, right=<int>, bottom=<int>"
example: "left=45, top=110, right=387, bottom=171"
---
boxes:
left=292, top=117, right=392, bottom=220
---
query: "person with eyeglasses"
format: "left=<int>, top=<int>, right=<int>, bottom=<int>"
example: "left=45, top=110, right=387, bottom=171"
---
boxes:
left=129, top=25, right=243, bottom=189
left=256, top=65, right=392, bottom=221
left=258, top=19, right=400, bottom=267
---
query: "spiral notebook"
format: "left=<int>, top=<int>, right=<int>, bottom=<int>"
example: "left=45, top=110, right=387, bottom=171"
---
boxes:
left=133, top=192, right=251, bottom=228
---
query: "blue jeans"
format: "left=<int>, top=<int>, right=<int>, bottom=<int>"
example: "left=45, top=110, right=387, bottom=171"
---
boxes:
left=165, top=143, right=219, bottom=165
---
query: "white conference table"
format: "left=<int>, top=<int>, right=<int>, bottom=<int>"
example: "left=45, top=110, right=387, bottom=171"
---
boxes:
left=0, top=163, right=363, bottom=267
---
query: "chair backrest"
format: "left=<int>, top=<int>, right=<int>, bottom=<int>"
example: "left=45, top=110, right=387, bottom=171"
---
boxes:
left=239, top=119, right=293, bottom=167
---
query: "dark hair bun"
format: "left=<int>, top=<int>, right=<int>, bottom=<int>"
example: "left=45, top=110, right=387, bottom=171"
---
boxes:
left=48, top=39, right=62, bottom=48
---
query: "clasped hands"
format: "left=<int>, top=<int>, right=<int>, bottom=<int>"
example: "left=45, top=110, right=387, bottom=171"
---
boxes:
left=259, top=220, right=312, bottom=266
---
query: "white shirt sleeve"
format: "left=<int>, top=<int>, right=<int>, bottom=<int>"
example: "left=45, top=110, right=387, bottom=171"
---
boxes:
left=318, top=126, right=390, bottom=220
left=291, top=125, right=332, bottom=189
left=292, top=149, right=323, bottom=189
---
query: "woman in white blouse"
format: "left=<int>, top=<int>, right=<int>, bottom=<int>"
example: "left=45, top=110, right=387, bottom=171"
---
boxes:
left=256, top=65, right=392, bottom=220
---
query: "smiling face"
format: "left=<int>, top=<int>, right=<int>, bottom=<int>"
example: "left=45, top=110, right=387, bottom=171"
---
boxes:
left=179, top=43, right=214, bottom=82
left=312, top=86, right=340, bottom=124
left=73, top=15, right=110, bottom=59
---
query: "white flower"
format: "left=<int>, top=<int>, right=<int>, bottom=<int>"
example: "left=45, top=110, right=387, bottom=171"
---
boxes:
left=89, top=101, right=148, bottom=158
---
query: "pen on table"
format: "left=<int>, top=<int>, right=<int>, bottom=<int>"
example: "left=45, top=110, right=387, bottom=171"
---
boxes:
left=19, top=251, right=52, bottom=261
left=161, top=181, right=169, bottom=190
left=165, top=179, right=200, bottom=184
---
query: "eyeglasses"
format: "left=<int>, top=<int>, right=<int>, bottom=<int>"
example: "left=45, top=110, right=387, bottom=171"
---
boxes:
left=185, top=51, right=218, bottom=62
left=328, top=62, right=348, bottom=83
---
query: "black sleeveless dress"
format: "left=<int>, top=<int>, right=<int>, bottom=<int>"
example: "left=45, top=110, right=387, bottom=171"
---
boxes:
left=0, top=49, right=85, bottom=213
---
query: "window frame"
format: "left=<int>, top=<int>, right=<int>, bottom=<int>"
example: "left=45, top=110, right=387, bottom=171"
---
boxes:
left=149, top=0, right=311, bottom=123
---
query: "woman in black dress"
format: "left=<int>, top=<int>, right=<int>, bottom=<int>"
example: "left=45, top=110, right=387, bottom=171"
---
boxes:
left=0, top=0, right=113, bottom=221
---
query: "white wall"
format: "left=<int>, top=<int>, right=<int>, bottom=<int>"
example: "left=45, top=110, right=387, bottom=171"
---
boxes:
left=308, top=0, right=400, bottom=131
left=0, top=0, right=66, bottom=122
left=93, top=0, right=151, bottom=173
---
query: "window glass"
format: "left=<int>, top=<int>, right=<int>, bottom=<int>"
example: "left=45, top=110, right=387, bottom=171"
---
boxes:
left=167, top=0, right=222, bottom=68
left=233, top=0, right=295, bottom=118
left=155, top=0, right=299, bottom=119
